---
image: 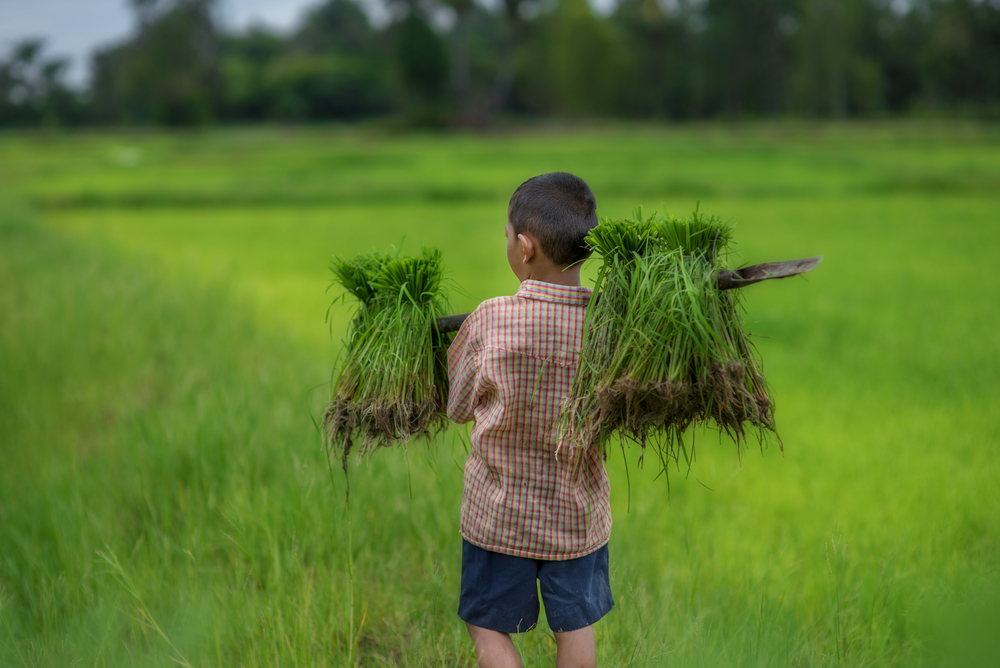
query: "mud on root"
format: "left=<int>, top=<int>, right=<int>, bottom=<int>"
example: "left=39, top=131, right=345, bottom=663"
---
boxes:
left=560, top=361, right=777, bottom=466
left=322, top=394, right=448, bottom=465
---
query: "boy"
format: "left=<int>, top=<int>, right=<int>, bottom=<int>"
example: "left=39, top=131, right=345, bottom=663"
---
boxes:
left=447, top=172, right=613, bottom=668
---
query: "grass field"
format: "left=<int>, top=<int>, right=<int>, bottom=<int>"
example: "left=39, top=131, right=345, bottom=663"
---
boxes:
left=1, top=122, right=999, bottom=667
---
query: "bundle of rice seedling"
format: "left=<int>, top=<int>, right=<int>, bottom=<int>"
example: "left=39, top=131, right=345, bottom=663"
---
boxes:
left=322, top=247, right=452, bottom=465
left=559, top=208, right=776, bottom=473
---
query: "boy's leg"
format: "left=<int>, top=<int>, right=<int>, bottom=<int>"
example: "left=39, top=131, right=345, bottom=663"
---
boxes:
left=459, top=540, right=540, bottom=666
left=553, top=625, right=596, bottom=668
left=537, top=544, right=611, bottom=668
left=466, top=622, right=525, bottom=668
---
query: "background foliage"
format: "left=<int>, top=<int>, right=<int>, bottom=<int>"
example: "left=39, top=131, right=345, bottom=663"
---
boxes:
left=2, top=0, right=1000, bottom=127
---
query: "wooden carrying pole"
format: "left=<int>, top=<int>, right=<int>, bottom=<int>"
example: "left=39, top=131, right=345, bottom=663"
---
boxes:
left=434, top=256, right=822, bottom=334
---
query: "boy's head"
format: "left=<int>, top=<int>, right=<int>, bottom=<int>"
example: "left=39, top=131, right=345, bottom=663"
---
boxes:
left=506, top=172, right=598, bottom=277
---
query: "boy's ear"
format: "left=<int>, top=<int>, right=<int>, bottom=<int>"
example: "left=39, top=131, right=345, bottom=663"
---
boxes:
left=517, top=233, right=536, bottom=264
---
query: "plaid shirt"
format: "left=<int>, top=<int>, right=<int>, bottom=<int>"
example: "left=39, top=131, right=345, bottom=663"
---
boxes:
left=447, top=280, right=612, bottom=560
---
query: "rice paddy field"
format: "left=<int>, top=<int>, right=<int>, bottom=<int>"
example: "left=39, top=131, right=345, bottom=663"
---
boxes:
left=1, top=122, right=999, bottom=667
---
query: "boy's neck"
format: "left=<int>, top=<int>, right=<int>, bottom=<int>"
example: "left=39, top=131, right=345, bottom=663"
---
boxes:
left=521, top=263, right=583, bottom=288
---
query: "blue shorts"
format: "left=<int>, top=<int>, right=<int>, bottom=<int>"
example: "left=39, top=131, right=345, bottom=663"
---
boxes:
left=458, top=539, right=614, bottom=634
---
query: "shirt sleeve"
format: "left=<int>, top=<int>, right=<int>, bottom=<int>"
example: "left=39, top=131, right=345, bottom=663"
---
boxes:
left=447, top=307, right=484, bottom=424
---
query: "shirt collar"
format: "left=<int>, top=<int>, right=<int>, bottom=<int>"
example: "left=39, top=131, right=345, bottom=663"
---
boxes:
left=516, top=279, right=592, bottom=305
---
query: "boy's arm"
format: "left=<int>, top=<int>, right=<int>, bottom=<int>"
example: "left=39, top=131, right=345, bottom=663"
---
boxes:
left=447, top=308, right=484, bottom=424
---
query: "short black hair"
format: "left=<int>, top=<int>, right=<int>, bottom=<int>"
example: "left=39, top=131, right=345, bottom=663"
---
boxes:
left=508, top=172, right=598, bottom=266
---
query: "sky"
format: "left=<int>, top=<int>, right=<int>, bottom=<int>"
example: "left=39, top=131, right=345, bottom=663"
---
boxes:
left=0, top=0, right=321, bottom=86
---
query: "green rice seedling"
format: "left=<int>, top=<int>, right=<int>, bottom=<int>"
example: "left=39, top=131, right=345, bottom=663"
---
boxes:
left=322, top=248, right=452, bottom=465
left=560, top=208, right=775, bottom=477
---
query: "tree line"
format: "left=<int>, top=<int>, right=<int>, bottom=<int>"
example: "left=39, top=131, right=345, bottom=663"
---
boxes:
left=2, top=0, right=998, bottom=127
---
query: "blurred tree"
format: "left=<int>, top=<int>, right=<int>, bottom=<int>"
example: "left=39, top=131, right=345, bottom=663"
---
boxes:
left=394, top=1, right=450, bottom=123
left=549, top=0, right=634, bottom=115
left=91, top=0, right=222, bottom=125
left=840, top=0, right=890, bottom=115
left=484, top=0, right=531, bottom=120
left=262, top=0, right=394, bottom=120
left=516, top=0, right=633, bottom=116
left=702, top=0, right=798, bottom=117
left=878, top=6, right=926, bottom=112
left=36, top=58, right=85, bottom=125
left=262, top=54, right=393, bottom=119
left=0, top=39, right=85, bottom=126
left=220, top=27, right=284, bottom=120
left=612, top=0, right=703, bottom=118
left=440, top=0, right=476, bottom=119
left=916, top=0, right=1000, bottom=112
left=791, top=0, right=870, bottom=116
left=0, top=39, right=46, bottom=125
left=293, top=0, right=381, bottom=56
left=449, top=6, right=506, bottom=125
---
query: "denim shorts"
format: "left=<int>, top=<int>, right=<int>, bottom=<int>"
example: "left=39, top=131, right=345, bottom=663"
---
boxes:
left=457, top=539, right=614, bottom=634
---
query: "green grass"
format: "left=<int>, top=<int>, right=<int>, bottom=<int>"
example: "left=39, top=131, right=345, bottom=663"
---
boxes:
left=1, top=122, right=999, bottom=666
